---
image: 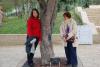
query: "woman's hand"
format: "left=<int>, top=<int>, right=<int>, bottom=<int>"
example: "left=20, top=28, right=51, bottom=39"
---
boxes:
left=63, top=38, right=67, bottom=42
left=39, top=41, right=42, bottom=45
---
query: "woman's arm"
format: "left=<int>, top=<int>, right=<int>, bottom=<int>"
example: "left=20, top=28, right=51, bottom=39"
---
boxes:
left=39, top=21, right=42, bottom=41
left=27, top=20, right=33, bottom=36
left=60, top=23, right=66, bottom=42
left=67, top=19, right=77, bottom=40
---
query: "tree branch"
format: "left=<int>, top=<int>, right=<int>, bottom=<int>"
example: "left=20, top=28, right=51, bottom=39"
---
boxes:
left=37, top=0, right=46, bottom=9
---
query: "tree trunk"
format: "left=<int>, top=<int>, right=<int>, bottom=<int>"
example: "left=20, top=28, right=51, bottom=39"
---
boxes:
left=37, top=0, right=57, bottom=65
left=28, top=0, right=34, bottom=16
left=0, top=9, right=3, bottom=26
left=13, top=0, right=19, bottom=16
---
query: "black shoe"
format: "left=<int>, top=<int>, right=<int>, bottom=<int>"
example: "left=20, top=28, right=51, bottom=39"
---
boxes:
left=72, top=64, right=78, bottom=67
left=66, top=64, right=72, bottom=67
left=28, top=63, right=34, bottom=67
left=64, top=60, right=71, bottom=65
left=27, top=53, right=34, bottom=66
left=65, top=62, right=71, bottom=65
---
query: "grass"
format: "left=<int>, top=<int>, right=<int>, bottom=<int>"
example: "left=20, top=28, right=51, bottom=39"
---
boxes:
left=0, top=12, right=64, bottom=34
left=0, top=17, right=26, bottom=34
left=0, top=11, right=83, bottom=34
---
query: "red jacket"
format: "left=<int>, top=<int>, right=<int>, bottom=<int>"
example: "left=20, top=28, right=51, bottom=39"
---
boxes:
left=27, top=17, right=42, bottom=41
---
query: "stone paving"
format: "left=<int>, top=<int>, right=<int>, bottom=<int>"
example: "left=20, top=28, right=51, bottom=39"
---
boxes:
left=77, top=45, right=100, bottom=67
left=0, top=45, right=100, bottom=67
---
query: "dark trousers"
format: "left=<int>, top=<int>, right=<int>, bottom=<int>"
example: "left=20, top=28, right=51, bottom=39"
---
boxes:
left=25, top=35, right=39, bottom=64
left=25, top=36, right=39, bottom=54
left=64, top=42, right=78, bottom=65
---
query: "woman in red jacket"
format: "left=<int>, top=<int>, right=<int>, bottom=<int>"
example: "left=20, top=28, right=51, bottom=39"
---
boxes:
left=25, top=8, right=42, bottom=67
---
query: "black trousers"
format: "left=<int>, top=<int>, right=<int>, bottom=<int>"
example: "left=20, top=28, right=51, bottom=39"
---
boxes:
left=25, top=35, right=39, bottom=54
left=25, top=36, right=39, bottom=64
left=64, top=42, right=78, bottom=65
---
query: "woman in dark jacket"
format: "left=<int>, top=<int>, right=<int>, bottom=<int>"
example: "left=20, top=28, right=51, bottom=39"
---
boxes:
left=25, top=8, right=42, bottom=66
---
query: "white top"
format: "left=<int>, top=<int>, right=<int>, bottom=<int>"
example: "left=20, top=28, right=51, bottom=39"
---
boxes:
left=60, top=18, right=79, bottom=47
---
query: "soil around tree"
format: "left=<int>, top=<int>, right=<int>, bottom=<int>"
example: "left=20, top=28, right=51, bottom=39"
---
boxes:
left=17, top=57, right=83, bottom=67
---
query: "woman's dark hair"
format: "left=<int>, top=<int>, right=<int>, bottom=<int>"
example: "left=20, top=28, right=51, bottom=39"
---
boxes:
left=30, top=8, right=39, bottom=18
left=63, top=12, right=71, bottom=18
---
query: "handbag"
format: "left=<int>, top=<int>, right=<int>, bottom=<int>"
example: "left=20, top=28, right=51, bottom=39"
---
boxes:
left=64, top=34, right=75, bottom=43
left=67, top=36, right=75, bottom=43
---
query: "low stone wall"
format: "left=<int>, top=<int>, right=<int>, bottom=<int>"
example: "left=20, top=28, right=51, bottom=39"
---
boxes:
left=0, top=34, right=26, bottom=46
left=93, top=35, right=100, bottom=44
left=0, top=34, right=62, bottom=46
left=0, top=34, right=99, bottom=46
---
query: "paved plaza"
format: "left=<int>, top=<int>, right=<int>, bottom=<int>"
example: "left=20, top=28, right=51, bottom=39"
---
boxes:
left=0, top=45, right=100, bottom=67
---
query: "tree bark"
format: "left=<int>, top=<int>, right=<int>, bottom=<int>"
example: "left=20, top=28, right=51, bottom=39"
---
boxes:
left=0, top=9, right=3, bottom=26
left=13, top=0, right=19, bottom=16
left=37, top=0, right=57, bottom=65
left=28, top=0, right=34, bottom=16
